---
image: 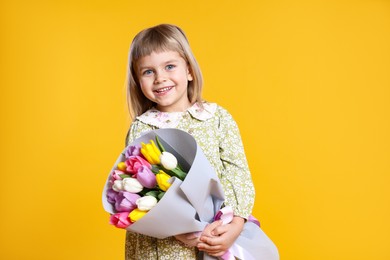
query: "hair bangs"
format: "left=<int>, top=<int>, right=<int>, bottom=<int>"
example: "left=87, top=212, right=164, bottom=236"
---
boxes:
left=131, top=30, right=184, bottom=63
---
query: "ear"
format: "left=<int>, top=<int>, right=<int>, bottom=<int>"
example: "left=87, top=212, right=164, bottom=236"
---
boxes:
left=187, top=68, right=193, bottom=81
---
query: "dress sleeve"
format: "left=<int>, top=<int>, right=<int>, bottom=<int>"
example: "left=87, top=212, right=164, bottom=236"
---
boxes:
left=217, top=107, right=255, bottom=218
left=125, top=121, right=140, bottom=146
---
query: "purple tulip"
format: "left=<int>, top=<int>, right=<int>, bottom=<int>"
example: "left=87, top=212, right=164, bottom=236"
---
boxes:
left=136, top=165, right=157, bottom=189
left=106, top=188, right=118, bottom=204
left=115, top=191, right=141, bottom=212
left=125, top=145, right=141, bottom=158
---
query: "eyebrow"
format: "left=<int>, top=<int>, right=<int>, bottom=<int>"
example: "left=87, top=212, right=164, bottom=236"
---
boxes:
left=138, top=59, right=180, bottom=71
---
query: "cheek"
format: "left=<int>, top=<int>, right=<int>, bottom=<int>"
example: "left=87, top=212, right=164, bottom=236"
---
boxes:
left=139, top=85, right=151, bottom=97
left=137, top=81, right=148, bottom=96
left=139, top=78, right=152, bottom=89
left=139, top=87, right=153, bottom=100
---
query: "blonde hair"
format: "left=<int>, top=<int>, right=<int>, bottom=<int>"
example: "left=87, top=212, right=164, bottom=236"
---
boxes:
left=126, top=24, right=203, bottom=119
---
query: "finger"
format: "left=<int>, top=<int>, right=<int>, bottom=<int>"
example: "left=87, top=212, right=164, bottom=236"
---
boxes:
left=175, top=234, right=199, bottom=247
left=197, top=240, right=224, bottom=253
left=200, top=233, right=224, bottom=245
left=210, top=224, right=229, bottom=236
left=184, top=233, right=198, bottom=240
left=202, top=220, right=223, bottom=236
left=208, top=251, right=227, bottom=257
left=198, top=247, right=222, bottom=255
left=198, top=245, right=224, bottom=256
left=178, top=238, right=200, bottom=248
left=197, top=241, right=220, bottom=250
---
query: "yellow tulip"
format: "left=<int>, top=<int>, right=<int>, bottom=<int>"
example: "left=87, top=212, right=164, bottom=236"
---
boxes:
left=156, top=170, right=172, bottom=191
left=141, top=140, right=161, bottom=164
left=117, top=162, right=127, bottom=171
left=129, top=208, right=147, bottom=222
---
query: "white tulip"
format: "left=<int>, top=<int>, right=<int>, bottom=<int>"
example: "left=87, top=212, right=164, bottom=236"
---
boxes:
left=122, top=178, right=143, bottom=193
left=112, top=180, right=124, bottom=191
left=160, top=152, right=178, bottom=170
left=136, top=196, right=158, bottom=211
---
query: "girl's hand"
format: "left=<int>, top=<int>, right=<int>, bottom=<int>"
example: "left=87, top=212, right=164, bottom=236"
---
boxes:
left=197, top=217, right=245, bottom=257
left=174, top=232, right=201, bottom=248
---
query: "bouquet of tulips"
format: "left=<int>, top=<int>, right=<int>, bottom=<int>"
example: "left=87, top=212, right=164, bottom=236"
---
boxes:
left=104, top=134, right=188, bottom=228
left=102, top=129, right=279, bottom=259
left=103, top=129, right=225, bottom=238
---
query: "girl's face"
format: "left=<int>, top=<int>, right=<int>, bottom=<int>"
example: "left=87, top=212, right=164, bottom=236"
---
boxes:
left=136, top=51, right=193, bottom=112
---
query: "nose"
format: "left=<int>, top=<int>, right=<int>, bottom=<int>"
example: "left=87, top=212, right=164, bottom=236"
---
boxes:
left=154, top=70, right=167, bottom=84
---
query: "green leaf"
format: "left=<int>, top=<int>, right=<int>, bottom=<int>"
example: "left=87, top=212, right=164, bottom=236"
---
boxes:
left=139, top=188, right=153, bottom=196
left=155, top=136, right=166, bottom=152
left=168, top=168, right=187, bottom=180
left=145, top=190, right=159, bottom=198
left=119, top=174, right=132, bottom=179
left=177, top=163, right=186, bottom=172
left=157, top=191, right=165, bottom=200
left=151, top=165, right=161, bottom=174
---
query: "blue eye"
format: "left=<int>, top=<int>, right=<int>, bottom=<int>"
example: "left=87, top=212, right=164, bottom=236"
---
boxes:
left=166, top=64, right=175, bottom=70
left=143, top=69, right=153, bottom=75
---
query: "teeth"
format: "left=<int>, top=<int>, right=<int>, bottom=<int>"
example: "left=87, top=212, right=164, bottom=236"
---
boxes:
left=155, top=87, right=172, bottom=93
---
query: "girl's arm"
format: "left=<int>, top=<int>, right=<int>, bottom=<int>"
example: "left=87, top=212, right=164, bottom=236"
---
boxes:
left=215, top=106, right=255, bottom=219
left=198, top=106, right=255, bottom=255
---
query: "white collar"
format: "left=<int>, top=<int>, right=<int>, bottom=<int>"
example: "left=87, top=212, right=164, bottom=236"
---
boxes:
left=136, top=102, right=217, bottom=128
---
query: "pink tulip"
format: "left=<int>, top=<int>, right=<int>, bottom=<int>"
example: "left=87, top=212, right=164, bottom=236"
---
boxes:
left=115, top=192, right=141, bottom=212
left=136, top=165, right=157, bottom=188
left=110, top=170, right=125, bottom=183
left=125, top=156, right=151, bottom=174
left=125, top=145, right=141, bottom=158
left=109, top=212, right=131, bottom=229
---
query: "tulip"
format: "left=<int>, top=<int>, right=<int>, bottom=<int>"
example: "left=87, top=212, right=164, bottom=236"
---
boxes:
left=122, top=177, right=143, bottom=193
left=117, top=162, right=127, bottom=171
left=125, top=156, right=151, bottom=174
left=136, top=196, right=158, bottom=211
left=129, top=208, right=147, bottom=222
left=159, top=151, right=186, bottom=180
left=106, top=188, right=118, bottom=204
left=141, top=140, right=161, bottom=164
left=110, top=212, right=131, bottom=229
left=125, top=145, right=141, bottom=158
left=111, top=170, right=124, bottom=183
left=156, top=170, right=172, bottom=191
left=160, top=152, right=178, bottom=170
left=136, top=165, right=157, bottom=188
left=112, top=179, right=124, bottom=192
left=115, top=191, right=141, bottom=212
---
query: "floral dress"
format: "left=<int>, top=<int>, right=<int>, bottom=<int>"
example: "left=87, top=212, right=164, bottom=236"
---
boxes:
left=125, top=102, right=255, bottom=260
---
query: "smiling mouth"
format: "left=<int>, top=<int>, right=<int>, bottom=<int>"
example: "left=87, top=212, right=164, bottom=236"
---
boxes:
left=154, top=86, right=173, bottom=93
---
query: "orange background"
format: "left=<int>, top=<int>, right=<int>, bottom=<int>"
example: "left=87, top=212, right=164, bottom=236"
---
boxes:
left=1, top=0, right=389, bottom=259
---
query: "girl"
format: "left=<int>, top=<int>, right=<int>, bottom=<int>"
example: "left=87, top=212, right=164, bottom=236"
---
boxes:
left=125, top=24, right=256, bottom=259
